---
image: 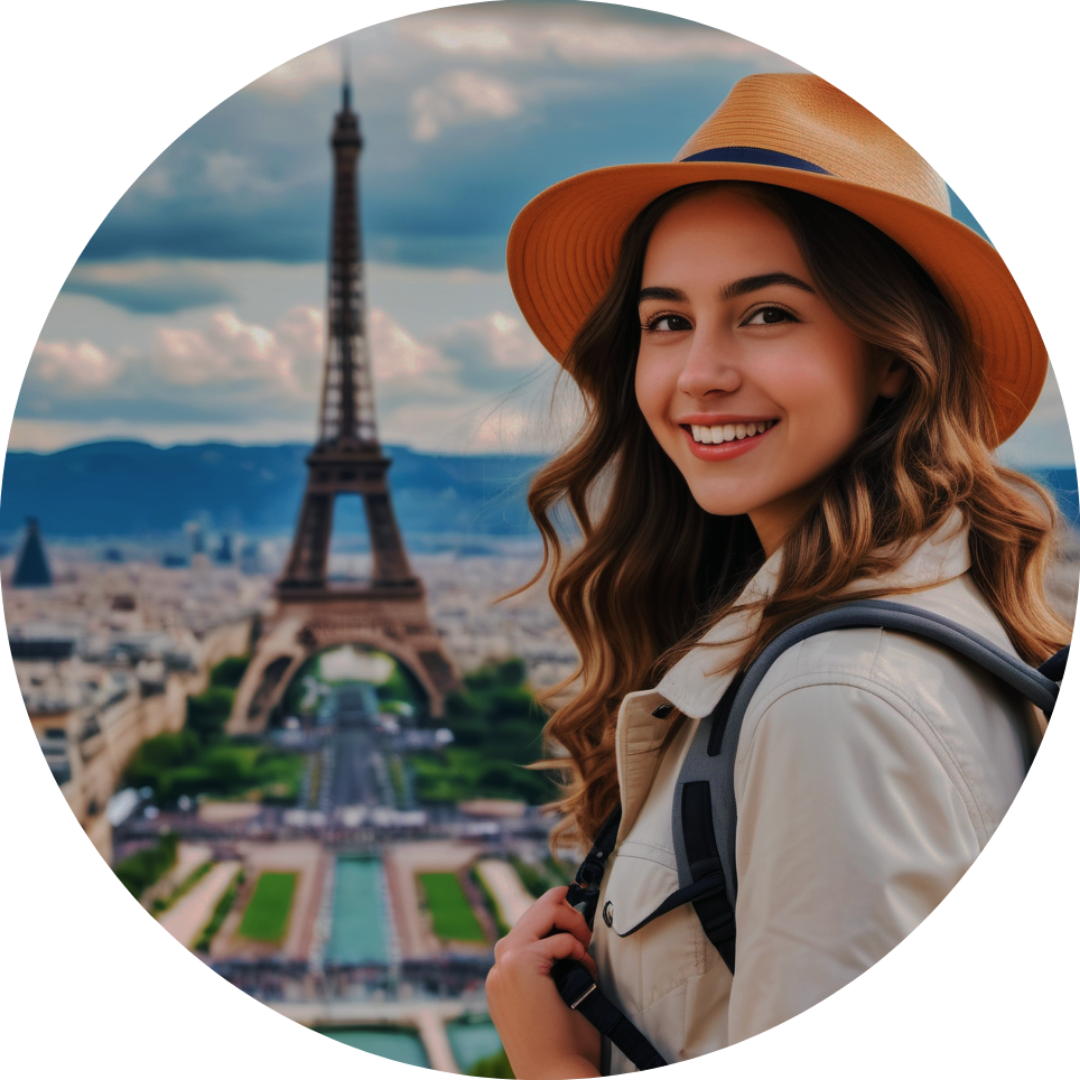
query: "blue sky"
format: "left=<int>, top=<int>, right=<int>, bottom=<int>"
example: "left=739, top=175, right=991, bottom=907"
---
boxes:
left=14, top=0, right=1072, bottom=465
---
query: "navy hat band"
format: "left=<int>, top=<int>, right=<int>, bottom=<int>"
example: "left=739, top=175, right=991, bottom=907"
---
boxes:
left=680, top=146, right=830, bottom=174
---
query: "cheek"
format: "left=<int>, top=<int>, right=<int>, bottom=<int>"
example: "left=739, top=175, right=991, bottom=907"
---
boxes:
left=778, top=345, right=875, bottom=430
left=634, top=356, right=671, bottom=430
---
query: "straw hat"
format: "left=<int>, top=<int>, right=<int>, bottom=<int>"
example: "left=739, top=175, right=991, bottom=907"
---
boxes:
left=507, top=73, right=1046, bottom=444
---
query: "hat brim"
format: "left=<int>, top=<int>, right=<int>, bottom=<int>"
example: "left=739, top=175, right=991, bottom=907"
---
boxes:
left=507, top=161, right=1046, bottom=445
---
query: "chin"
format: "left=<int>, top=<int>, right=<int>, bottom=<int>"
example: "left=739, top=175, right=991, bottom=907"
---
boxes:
left=685, top=491, right=759, bottom=519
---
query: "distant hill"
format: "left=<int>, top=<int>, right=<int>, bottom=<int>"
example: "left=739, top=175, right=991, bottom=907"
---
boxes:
left=0, top=440, right=1075, bottom=542
left=0, top=441, right=547, bottom=541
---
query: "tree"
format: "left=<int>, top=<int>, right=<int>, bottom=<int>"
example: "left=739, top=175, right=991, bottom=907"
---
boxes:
left=209, top=655, right=250, bottom=690
left=185, top=686, right=235, bottom=741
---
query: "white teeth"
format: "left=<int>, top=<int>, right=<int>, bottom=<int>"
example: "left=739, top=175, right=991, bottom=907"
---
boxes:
left=689, top=419, right=775, bottom=445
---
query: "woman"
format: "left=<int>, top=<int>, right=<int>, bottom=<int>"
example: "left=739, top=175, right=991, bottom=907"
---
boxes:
left=485, top=74, right=1070, bottom=1077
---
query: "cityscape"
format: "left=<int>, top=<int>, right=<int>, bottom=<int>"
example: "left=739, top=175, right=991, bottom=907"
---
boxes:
left=7, top=526, right=579, bottom=1072
left=5, top=67, right=583, bottom=1076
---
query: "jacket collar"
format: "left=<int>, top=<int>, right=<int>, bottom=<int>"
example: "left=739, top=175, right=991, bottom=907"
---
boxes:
left=653, top=510, right=971, bottom=719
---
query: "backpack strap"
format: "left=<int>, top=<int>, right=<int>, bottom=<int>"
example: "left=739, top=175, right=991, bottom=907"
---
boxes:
left=672, top=599, right=1068, bottom=974
left=552, top=807, right=669, bottom=1070
left=564, top=805, right=622, bottom=928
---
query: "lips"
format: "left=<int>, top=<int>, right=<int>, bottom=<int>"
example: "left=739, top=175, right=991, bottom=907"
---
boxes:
left=679, top=417, right=779, bottom=461
left=687, top=418, right=778, bottom=445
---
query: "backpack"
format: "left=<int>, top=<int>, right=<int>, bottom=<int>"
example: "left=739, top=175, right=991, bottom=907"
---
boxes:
left=552, top=599, right=1069, bottom=1071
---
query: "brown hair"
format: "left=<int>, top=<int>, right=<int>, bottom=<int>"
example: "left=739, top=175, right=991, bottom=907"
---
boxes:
left=523, top=181, right=1072, bottom=852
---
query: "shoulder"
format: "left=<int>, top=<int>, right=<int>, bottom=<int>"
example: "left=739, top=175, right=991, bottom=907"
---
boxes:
left=733, top=573, right=1032, bottom=843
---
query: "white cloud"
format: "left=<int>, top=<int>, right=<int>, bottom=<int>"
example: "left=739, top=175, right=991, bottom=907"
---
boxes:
left=69, top=260, right=167, bottom=288
left=247, top=32, right=405, bottom=99
left=410, top=69, right=522, bottom=142
left=403, top=10, right=782, bottom=67
left=542, top=23, right=772, bottom=66
left=432, top=311, right=547, bottom=387
left=243, top=7, right=788, bottom=111
left=250, top=44, right=341, bottom=97
left=423, top=22, right=515, bottom=55
left=31, top=340, right=123, bottom=388
left=152, top=306, right=322, bottom=391
left=467, top=311, right=547, bottom=370
left=202, top=151, right=285, bottom=196
left=368, top=307, right=447, bottom=382
left=63, top=258, right=235, bottom=313
left=7, top=416, right=320, bottom=451
left=138, top=163, right=173, bottom=197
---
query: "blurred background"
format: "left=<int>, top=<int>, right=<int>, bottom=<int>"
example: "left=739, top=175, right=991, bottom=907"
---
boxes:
left=3, top=2, right=1076, bottom=1074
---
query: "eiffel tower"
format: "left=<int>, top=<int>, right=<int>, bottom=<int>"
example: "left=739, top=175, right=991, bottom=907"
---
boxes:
left=232, top=80, right=457, bottom=731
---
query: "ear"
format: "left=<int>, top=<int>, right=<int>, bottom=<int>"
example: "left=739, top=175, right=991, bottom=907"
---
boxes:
left=877, top=353, right=910, bottom=399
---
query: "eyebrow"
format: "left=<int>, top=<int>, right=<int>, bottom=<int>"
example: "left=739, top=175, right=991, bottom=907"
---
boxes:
left=638, top=272, right=816, bottom=305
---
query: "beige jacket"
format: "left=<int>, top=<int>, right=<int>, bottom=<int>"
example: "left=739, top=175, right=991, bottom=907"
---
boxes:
left=591, top=515, right=1038, bottom=1072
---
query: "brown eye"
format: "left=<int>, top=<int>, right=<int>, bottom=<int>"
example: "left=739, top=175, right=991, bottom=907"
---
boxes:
left=745, top=306, right=795, bottom=326
left=644, top=313, right=692, bottom=333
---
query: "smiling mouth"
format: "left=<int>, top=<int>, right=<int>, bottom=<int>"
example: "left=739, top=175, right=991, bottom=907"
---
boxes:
left=685, top=419, right=778, bottom=445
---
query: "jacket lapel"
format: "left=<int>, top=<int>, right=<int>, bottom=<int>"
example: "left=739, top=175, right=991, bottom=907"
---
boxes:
left=615, top=511, right=972, bottom=833
left=654, top=510, right=970, bottom=720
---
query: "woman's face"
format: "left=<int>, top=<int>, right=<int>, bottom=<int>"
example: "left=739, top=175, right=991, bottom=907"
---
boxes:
left=635, top=189, right=905, bottom=557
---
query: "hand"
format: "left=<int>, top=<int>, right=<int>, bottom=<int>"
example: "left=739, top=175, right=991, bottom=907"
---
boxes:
left=486, top=886, right=602, bottom=1080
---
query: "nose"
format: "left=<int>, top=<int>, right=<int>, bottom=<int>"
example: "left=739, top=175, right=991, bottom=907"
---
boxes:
left=675, top=324, right=742, bottom=399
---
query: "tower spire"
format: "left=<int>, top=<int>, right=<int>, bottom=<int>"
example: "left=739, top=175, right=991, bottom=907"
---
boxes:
left=316, top=57, right=375, bottom=448
left=341, top=39, right=352, bottom=111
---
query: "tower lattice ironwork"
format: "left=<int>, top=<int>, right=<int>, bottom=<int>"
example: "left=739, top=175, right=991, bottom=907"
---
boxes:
left=280, top=82, right=413, bottom=592
left=233, top=82, right=457, bottom=731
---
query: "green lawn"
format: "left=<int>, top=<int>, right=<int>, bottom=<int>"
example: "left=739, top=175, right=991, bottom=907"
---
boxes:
left=418, top=872, right=486, bottom=943
left=238, top=871, right=298, bottom=943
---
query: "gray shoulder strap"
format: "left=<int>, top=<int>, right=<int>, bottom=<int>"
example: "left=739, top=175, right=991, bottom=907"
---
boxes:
left=672, top=599, right=1062, bottom=915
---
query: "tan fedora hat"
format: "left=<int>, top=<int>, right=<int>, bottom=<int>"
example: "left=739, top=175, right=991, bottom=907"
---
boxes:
left=507, top=73, right=1046, bottom=445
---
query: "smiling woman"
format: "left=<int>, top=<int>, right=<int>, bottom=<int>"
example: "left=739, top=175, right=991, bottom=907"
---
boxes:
left=634, top=186, right=908, bottom=555
left=484, top=72, right=1073, bottom=1077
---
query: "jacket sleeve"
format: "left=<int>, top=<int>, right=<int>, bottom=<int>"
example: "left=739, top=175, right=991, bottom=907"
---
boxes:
left=726, top=678, right=981, bottom=1044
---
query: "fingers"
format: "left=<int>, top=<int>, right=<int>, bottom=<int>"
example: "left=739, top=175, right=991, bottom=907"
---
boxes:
left=490, top=937, right=598, bottom=1004
left=491, top=929, right=590, bottom=987
left=495, top=886, right=590, bottom=959
left=509, top=887, right=592, bottom=949
left=540, top=930, right=588, bottom=965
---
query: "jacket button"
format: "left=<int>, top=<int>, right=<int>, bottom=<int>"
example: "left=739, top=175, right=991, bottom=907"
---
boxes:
left=602, top=901, right=614, bottom=927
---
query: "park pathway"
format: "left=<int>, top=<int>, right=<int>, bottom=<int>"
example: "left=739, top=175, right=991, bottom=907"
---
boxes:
left=475, top=859, right=533, bottom=928
left=157, top=860, right=241, bottom=949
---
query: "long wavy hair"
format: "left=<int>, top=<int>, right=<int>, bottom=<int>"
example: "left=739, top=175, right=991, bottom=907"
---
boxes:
left=524, top=181, right=1072, bottom=852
